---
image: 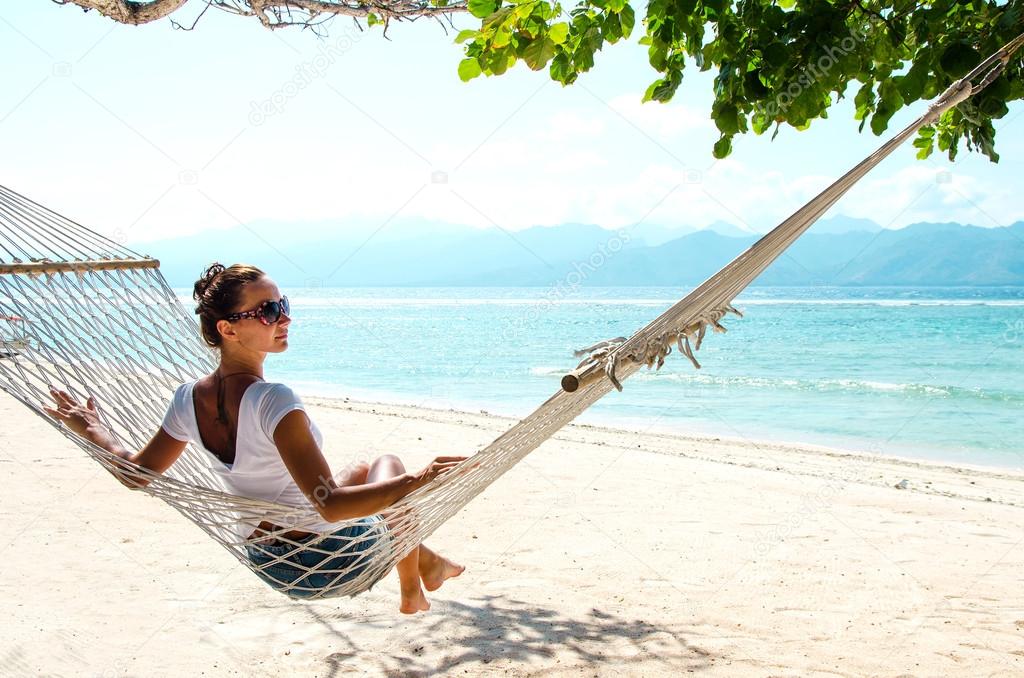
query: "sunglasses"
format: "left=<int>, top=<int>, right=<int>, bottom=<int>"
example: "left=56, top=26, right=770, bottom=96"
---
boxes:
left=225, top=296, right=290, bottom=325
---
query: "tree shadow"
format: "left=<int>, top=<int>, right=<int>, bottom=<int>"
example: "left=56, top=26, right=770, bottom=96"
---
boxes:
left=299, top=593, right=716, bottom=676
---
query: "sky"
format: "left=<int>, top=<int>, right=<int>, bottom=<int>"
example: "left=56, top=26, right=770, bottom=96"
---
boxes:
left=1, top=2, right=1022, bottom=247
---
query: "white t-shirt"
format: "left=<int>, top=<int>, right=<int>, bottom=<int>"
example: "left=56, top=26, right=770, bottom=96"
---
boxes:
left=161, top=380, right=338, bottom=536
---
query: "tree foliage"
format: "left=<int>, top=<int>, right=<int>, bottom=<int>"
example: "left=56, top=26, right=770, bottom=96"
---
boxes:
left=56, top=1, right=1024, bottom=161
left=455, top=0, right=1024, bottom=161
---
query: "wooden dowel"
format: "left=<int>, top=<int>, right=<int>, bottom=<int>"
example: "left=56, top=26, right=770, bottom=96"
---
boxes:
left=561, top=360, right=604, bottom=393
left=0, top=258, right=159, bottom=275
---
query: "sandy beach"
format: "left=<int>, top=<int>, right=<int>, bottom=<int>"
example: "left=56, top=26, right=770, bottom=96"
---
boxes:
left=2, top=387, right=1022, bottom=677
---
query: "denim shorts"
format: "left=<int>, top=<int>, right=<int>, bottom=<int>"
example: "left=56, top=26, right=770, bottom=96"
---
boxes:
left=246, top=515, right=390, bottom=598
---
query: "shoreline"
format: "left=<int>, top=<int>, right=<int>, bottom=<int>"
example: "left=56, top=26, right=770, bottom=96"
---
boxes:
left=290, top=377, right=1024, bottom=473
left=303, top=392, right=1024, bottom=509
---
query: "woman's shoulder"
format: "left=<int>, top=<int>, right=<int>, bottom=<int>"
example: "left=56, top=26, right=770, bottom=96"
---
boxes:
left=252, top=382, right=310, bottom=440
left=254, top=380, right=297, bottom=395
left=252, top=381, right=304, bottom=408
left=169, top=379, right=197, bottom=401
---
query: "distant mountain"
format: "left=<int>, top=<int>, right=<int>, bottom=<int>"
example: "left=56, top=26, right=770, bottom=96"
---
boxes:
left=706, top=219, right=759, bottom=237
left=135, top=218, right=1024, bottom=288
left=810, top=215, right=884, bottom=235
left=827, top=222, right=1024, bottom=285
left=628, top=223, right=695, bottom=247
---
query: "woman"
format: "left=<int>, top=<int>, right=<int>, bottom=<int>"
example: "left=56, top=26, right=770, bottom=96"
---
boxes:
left=43, top=262, right=464, bottom=614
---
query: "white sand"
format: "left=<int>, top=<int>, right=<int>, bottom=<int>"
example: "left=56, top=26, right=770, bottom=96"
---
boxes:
left=2, top=388, right=1023, bottom=676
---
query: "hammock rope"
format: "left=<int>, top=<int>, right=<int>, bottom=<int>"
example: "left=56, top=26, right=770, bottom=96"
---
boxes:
left=0, top=35, right=1019, bottom=600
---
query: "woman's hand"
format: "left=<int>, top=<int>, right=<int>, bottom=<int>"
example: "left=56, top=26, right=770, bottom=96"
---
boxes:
left=42, top=386, right=104, bottom=439
left=411, top=456, right=469, bottom=490
left=41, top=386, right=181, bottom=489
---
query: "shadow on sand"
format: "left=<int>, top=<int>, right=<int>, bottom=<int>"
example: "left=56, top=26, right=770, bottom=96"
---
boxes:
left=285, top=593, right=716, bottom=676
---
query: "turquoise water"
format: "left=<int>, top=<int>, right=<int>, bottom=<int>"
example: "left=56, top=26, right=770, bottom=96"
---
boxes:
left=181, top=287, right=1024, bottom=470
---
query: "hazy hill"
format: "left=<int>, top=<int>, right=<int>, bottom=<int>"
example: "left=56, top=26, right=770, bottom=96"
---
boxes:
left=135, top=217, right=1024, bottom=288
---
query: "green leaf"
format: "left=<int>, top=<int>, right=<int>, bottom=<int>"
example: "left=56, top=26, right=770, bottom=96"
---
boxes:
left=574, top=46, right=596, bottom=71
left=762, top=42, right=788, bottom=69
left=937, top=128, right=953, bottom=152
left=648, top=36, right=668, bottom=71
left=939, top=42, right=981, bottom=79
left=714, top=103, right=740, bottom=134
left=458, top=58, right=483, bottom=82
left=744, top=70, right=769, bottom=100
left=455, top=29, right=478, bottom=44
left=482, top=6, right=513, bottom=27
left=619, top=5, right=635, bottom=38
left=491, top=50, right=513, bottom=75
left=602, top=11, right=623, bottom=42
left=913, top=127, right=934, bottom=145
left=713, top=135, right=733, bottom=158
left=870, top=79, right=904, bottom=135
left=896, top=57, right=929, bottom=103
left=751, top=110, right=772, bottom=135
left=912, top=131, right=935, bottom=159
left=550, top=52, right=574, bottom=83
left=367, top=12, right=379, bottom=26
left=853, top=81, right=875, bottom=121
left=493, top=26, right=512, bottom=48
left=549, top=22, right=569, bottom=45
left=870, top=101, right=896, bottom=135
left=642, top=71, right=681, bottom=102
left=468, top=0, right=499, bottom=19
left=513, top=2, right=534, bottom=19
left=523, top=37, right=556, bottom=70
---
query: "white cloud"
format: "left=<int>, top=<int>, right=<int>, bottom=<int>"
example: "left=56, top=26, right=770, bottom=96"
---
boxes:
left=605, top=94, right=716, bottom=139
left=3, top=51, right=1020, bottom=245
left=836, top=163, right=1020, bottom=228
left=542, top=110, right=607, bottom=140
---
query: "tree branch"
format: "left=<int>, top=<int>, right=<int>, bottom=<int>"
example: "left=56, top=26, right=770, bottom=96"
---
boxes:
left=53, top=0, right=467, bottom=28
left=53, top=0, right=191, bottom=25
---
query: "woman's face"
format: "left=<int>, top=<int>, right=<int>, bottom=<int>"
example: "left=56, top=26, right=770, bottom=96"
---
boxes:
left=217, top=276, right=291, bottom=353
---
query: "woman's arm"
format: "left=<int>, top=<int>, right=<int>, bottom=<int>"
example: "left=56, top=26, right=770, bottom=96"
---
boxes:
left=272, top=410, right=466, bottom=521
left=44, top=387, right=187, bottom=488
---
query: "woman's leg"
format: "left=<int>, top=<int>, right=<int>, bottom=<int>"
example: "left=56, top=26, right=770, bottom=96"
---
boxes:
left=335, top=461, right=369, bottom=487
left=366, top=454, right=463, bottom=612
left=366, top=454, right=428, bottom=613
left=416, top=543, right=465, bottom=592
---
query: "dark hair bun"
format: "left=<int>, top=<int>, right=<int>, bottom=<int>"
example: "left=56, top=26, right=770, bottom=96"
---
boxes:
left=193, top=262, right=226, bottom=303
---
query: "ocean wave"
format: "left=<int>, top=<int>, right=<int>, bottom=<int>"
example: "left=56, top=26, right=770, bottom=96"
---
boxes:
left=529, top=366, right=567, bottom=377
left=171, top=293, right=1024, bottom=308
left=625, top=371, right=1021, bottom=401
left=736, top=299, right=1024, bottom=307
left=266, top=298, right=678, bottom=307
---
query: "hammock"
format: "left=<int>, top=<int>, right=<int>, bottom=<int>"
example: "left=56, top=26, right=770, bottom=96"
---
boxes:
left=0, top=36, right=1019, bottom=600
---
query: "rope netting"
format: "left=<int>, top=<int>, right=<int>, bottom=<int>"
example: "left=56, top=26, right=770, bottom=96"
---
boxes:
left=0, top=35, right=1018, bottom=599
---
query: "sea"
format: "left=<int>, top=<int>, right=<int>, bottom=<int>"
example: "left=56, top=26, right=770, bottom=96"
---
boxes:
left=176, top=286, right=1024, bottom=471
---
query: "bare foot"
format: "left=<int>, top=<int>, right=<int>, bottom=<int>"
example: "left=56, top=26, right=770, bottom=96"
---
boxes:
left=400, top=584, right=431, bottom=615
left=421, top=555, right=465, bottom=592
